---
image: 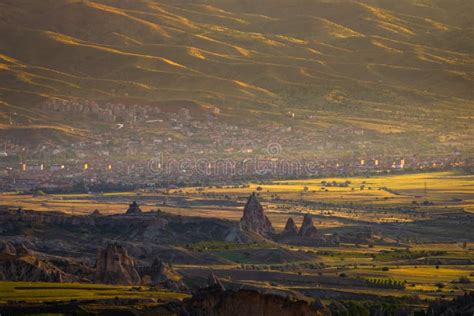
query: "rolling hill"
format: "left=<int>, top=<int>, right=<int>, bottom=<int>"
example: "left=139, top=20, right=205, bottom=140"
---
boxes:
left=0, top=0, right=473, bottom=156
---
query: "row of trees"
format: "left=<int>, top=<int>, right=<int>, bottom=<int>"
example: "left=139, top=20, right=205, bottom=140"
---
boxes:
left=365, top=278, right=405, bottom=290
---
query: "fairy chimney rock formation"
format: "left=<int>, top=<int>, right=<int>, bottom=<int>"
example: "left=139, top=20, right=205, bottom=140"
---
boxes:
left=95, top=243, right=141, bottom=285
left=240, top=193, right=274, bottom=236
left=298, top=214, right=319, bottom=238
left=126, top=201, right=142, bottom=215
left=282, top=217, right=298, bottom=236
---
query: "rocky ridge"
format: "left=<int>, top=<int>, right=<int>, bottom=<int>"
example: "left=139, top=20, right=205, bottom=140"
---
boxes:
left=0, top=241, right=80, bottom=283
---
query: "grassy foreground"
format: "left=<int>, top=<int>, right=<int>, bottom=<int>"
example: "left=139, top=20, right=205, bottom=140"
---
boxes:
left=0, top=281, right=188, bottom=303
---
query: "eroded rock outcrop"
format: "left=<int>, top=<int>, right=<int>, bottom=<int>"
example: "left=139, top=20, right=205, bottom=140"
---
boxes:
left=91, top=209, right=102, bottom=216
left=427, top=292, right=474, bottom=316
left=0, top=256, right=67, bottom=282
left=0, top=208, right=234, bottom=246
left=298, top=214, right=319, bottom=238
left=139, top=258, right=187, bottom=291
left=276, top=214, right=338, bottom=247
left=282, top=217, right=298, bottom=236
left=224, top=226, right=245, bottom=243
left=181, top=287, right=326, bottom=316
left=126, top=201, right=142, bottom=215
left=0, top=243, right=78, bottom=282
left=239, top=193, right=274, bottom=236
left=95, top=243, right=141, bottom=285
left=0, top=241, right=16, bottom=255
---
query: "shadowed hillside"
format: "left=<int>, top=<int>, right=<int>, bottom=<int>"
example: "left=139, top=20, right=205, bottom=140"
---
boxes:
left=0, top=0, right=473, bottom=155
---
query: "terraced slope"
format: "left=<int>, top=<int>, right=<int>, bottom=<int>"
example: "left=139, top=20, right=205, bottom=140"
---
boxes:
left=0, top=0, right=473, bottom=154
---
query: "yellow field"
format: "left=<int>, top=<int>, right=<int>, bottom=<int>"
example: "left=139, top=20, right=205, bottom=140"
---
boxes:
left=171, top=171, right=474, bottom=211
left=1, top=172, right=473, bottom=224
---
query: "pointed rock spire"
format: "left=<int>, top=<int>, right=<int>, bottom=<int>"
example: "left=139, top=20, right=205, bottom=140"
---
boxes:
left=298, top=214, right=319, bottom=238
left=126, top=201, right=142, bottom=215
left=239, top=193, right=274, bottom=236
left=282, top=217, right=298, bottom=236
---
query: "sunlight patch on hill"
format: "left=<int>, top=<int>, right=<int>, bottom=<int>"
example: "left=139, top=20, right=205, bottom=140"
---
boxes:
left=0, top=54, right=22, bottom=66
left=111, top=32, right=143, bottom=45
left=45, top=31, right=189, bottom=69
left=306, top=48, right=323, bottom=56
left=204, top=24, right=286, bottom=47
left=375, top=20, right=416, bottom=37
left=234, top=80, right=276, bottom=97
left=423, top=18, right=449, bottom=31
left=16, top=72, right=59, bottom=92
left=275, top=35, right=308, bottom=45
left=194, top=34, right=251, bottom=57
left=319, top=18, right=365, bottom=39
left=345, top=118, right=404, bottom=134
left=415, top=48, right=458, bottom=65
left=371, top=39, right=404, bottom=54
left=160, top=3, right=250, bottom=25
left=146, top=3, right=201, bottom=30
left=86, top=1, right=171, bottom=38
left=188, top=47, right=206, bottom=60
left=359, top=3, right=416, bottom=37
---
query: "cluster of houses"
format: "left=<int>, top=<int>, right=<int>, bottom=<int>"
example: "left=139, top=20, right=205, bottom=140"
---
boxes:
left=0, top=153, right=467, bottom=192
left=0, top=99, right=469, bottom=192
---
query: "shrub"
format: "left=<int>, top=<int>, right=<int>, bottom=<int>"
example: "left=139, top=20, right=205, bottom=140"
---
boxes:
left=457, top=276, right=471, bottom=284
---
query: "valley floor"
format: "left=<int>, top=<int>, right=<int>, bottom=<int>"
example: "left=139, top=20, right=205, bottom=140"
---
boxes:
left=0, top=171, right=473, bottom=313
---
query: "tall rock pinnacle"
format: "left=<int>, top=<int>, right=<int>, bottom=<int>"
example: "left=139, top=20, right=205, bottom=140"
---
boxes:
left=240, top=193, right=274, bottom=236
left=298, top=214, right=319, bottom=238
left=282, top=217, right=298, bottom=236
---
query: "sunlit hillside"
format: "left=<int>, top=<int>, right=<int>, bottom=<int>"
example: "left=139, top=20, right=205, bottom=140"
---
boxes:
left=0, top=0, right=473, bottom=154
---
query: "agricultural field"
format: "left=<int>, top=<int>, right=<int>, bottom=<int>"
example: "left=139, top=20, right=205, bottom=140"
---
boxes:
left=1, top=171, right=473, bottom=221
left=0, top=281, right=188, bottom=303
left=177, top=240, right=473, bottom=299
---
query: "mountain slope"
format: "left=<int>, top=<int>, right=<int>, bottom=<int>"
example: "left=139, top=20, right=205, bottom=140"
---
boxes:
left=0, top=0, right=473, bottom=156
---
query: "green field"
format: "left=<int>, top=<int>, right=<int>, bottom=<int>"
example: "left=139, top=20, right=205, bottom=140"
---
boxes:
left=0, top=281, right=188, bottom=303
